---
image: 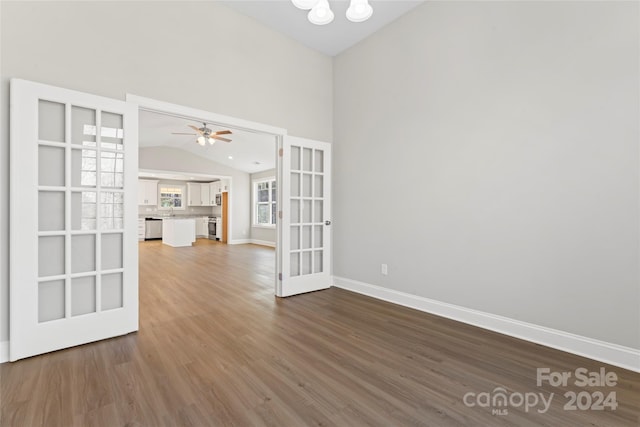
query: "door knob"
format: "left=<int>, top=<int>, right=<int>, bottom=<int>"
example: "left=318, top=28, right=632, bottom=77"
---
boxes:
left=325, top=220, right=331, bottom=226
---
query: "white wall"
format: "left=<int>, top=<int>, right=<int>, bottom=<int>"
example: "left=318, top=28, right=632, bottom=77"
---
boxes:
left=250, top=169, right=277, bottom=244
left=333, top=1, right=639, bottom=349
left=0, top=1, right=333, bottom=343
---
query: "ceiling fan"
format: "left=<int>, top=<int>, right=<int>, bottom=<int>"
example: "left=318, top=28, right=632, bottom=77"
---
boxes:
left=172, top=122, right=232, bottom=146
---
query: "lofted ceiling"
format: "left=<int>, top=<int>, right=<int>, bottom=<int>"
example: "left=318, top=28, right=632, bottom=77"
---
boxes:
left=139, top=110, right=277, bottom=174
left=219, top=0, right=424, bottom=57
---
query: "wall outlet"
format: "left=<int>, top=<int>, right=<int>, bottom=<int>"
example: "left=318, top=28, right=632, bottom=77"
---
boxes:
left=381, top=264, right=388, bottom=276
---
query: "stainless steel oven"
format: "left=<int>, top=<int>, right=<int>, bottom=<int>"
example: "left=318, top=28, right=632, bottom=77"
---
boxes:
left=208, top=217, right=217, bottom=240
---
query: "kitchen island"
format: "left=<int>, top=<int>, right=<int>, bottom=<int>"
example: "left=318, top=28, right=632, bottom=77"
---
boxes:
left=162, top=218, right=196, bottom=247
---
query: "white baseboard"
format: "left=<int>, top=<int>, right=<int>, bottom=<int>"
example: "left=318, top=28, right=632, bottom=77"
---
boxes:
left=249, top=239, right=276, bottom=248
left=0, top=341, right=8, bottom=363
left=333, top=276, right=640, bottom=373
left=228, top=239, right=251, bottom=245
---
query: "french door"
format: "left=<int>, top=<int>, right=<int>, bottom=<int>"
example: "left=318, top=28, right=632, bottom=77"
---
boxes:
left=278, top=136, right=332, bottom=297
left=9, top=79, right=139, bottom=361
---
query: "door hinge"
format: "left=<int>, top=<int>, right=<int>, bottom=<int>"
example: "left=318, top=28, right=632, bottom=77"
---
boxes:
left=278, top=272, right=283, bottom=281
left=279, top=148, right=284, bottom=157
left=278, top=210, right=283, bottom=219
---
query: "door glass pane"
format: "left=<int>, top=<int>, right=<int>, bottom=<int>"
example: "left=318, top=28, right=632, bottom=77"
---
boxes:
left=291, top=146, right=300, bottom=170
left=71, top=234, right=95, bottom=273
left=100, top=151, right=124, bottom=188
left=101, top=111, right=124, bottom=150
left=313, top=200, right=323, bottom=223
left=290, top=199, right=300, bottom=224
left=101, top=192, right=124, bottom=230
left=71, top=191, right=97, bottom=230
left=102, top=233, right=123, bottom=270
left=314, top=175, right=323, bottom=198
left=102, top=273, right=123, bottom=310
left=302, top=148, right=312, bottom=172
left=290, top=226, right=300, bottom=250
left=39, top=236, right=65, bottom=277
left=290, top=252, right=300, bottom=277
left=38, top=280, right=65, bottom=322
left=290, top=172, right=300, bottom=197
left=38, top=191, right=65, bottom=231
left=314, top=225, right=323, bottom=248
left=38, top=146, right=65, bottom=186
left=314, top=250, right=323, bottom=273
left=302, top=225, right=312, bottom=249
left=71, top=106, right=96, bottom=147
left=302, top=174, right=312, bottom=197
left=302, top=251, right=312, bottom=275
left=314, top=149, right=324, bottom=173
left=302, top=199, right=312, bottom=223
left=38, top=100, right=65, bottom=142
left=71, top=148, right=97, bottom=187
left=71, top=276, right=96, bottom=316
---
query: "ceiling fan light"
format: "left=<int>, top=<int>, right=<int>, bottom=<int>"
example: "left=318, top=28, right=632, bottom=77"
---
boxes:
left=308, top=0, right=334, bottom=25
left=197, top=136, right=206, bottom=146
left=346, top=0, right=373, bottom=22
left=292, top=0, right=319, bottom=10
left=208, top=137, right=216, bottom=145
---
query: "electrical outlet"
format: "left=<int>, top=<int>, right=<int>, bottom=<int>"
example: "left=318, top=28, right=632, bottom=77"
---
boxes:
left=381, top=264, right=388, bottom=276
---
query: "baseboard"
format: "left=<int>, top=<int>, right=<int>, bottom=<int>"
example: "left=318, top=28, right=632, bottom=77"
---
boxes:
left=228, top=239, right=251, bottom=245
left=249, top=239, right=276, bottom=248
left=0, top=341, right=8, bottom=363
left=332, top=276, right=640, bottom=373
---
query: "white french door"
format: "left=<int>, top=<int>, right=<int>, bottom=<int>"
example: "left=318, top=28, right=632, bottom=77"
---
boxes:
left=9, top=79, right=139, bottom=361
left=278, top=135, right=332, bottom=297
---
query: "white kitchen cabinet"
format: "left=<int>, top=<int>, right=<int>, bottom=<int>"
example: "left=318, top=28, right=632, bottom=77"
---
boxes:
left=187, top=182, right=202, bottom=206
left=138, top=179, right=158, bottom=205
left=201, top=184, right=211, bottom=207
left=196, top=217, right=209, bottom=237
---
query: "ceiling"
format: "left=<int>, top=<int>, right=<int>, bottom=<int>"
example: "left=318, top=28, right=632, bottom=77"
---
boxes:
left=219, top=0, right=424, bottom=57
left=139, top=110, right=277, bottom=174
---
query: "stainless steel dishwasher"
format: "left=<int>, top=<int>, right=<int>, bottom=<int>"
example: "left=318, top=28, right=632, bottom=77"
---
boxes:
left=144, top=218, right=163, bottom=240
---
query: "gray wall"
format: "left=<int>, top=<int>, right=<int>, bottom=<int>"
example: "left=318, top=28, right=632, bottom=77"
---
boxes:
left=0, top=1, right=332, bottom=343
left=250, top=169, right=277, bottom=244
left=333, top=1, right=639, bottom=349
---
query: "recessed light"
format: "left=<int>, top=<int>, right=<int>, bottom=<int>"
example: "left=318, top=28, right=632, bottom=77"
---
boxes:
left=228, top=156, right=233, bottom=160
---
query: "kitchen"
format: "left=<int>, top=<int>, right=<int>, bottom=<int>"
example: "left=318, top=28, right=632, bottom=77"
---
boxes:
left=137, top=173, right=230, bottom=247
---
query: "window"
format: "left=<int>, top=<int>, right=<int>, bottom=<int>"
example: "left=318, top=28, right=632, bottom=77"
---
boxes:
left=253, top=178, right=276, bottom=227
left=158, top=185, right=185, bottom=210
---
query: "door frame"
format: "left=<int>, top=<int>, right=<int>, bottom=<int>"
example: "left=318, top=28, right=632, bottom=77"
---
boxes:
left=126, top=95, right=288, bottom=294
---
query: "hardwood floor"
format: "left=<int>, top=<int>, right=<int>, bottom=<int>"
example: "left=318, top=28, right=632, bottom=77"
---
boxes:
left=1, top=239, right=639, bottom=426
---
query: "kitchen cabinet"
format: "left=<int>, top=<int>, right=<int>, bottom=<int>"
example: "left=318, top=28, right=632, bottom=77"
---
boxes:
left=138, top=180, right=158, bottom=205
left=196, top=217, right=209, bottom=237
left=201, top=184, right=210, bottom=207
left=187, top=183, right=202, bottom=206
left=189, top=182, right=218, bottom=206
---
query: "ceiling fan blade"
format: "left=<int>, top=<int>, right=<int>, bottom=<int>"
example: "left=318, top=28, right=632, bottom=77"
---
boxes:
left=210, top=135, right=232, bottom=143
left=171, top=132, right=197, bottom=135
left=188, top=124, right=205, bottom=135
left=211, top=130, right=232, bottom=135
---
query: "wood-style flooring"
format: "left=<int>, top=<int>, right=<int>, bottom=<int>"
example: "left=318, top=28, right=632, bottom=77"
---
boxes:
left=1, top=239, right=639, bottom=426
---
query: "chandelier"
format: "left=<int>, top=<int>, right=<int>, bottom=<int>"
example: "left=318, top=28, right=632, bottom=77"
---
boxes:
left=292, top=0, right=373, bottom=25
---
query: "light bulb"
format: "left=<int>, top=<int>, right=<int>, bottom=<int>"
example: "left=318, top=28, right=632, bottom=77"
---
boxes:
left=208, top=138, right=216, bottom=145
left=197, top=136, right=206, bottom=146
left=292, top=0, right=318, bottom=10
left=308, top=0, right=333, bottom=25
left=346, top=0, right=372, bottom=22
